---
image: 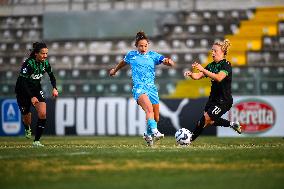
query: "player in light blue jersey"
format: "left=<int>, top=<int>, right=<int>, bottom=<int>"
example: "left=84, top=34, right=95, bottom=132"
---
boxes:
left=110, top=31, right=175, bottom=146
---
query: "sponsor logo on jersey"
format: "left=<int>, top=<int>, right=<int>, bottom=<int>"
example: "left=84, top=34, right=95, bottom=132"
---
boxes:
left=229, top=99, right=276, bottom=133
left=22, top=68, right=27, bottom=74
left=31, top=73, right=43, bottom=79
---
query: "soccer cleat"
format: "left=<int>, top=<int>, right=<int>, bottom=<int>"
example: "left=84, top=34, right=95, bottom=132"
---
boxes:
left=25, top=129, right=32, bottom=139
left=153, top=131, right=164, bottom=141
left=231, top=122, right=242, bottom=134
left=32, top=141, right=44, bottom=147
left=143, top=133, right=153, bottom=147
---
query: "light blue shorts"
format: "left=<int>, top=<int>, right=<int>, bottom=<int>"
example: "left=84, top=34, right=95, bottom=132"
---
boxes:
left=132, top=84, right=159, bottom=105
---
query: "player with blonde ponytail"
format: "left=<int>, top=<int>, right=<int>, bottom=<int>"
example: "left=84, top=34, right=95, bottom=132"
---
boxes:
left=184, top=39, right=241, bottom=141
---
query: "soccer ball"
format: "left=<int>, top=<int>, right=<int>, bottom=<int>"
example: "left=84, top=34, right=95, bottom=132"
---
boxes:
left=175, top=128, right=192, bottom=146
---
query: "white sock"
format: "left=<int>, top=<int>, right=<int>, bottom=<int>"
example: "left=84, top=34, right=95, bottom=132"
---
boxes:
left=152, top=128, right=158, bottom=134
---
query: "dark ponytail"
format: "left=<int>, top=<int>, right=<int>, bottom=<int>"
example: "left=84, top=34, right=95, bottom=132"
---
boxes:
left=29, top=42, right=47, bottom=59
left=135, top=31, right=149, bottom=47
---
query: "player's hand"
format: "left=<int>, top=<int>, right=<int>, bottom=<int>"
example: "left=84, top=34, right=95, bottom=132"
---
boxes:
left=184, top=71, right=192, bottom=78
left=164, top=58, right=175, bottom=66
left=192, top=62, right=204, bottom=72
left=109, top=68, right=116, bottom=76
left=52, top=88, right=59, bottom=97
left=31, top=97, right=39, bottom=106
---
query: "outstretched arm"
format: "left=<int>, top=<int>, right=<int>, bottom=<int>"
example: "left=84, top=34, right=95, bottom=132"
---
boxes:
left=183, top=62, right=205, bottom=80
left=184, top=70, right=204, bottom=80
left=193, top=62, right=227, bottom=82
left=109, top=60, right=127, bottom=76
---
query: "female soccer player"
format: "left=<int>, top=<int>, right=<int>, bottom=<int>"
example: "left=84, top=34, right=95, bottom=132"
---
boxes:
left=109, top=31, right=175, bottom=146
left=184, top=39, right=241, bottom=141
left=15, top=42, right=58, bottom=147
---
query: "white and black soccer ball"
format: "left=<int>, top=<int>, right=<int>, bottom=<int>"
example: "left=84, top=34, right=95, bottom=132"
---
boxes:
left=175, top=128, right=192, bottom=146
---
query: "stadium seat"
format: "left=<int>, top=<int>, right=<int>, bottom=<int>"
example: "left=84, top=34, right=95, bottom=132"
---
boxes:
left=13, top=43, right=20, bottom=50
left=72, top=69, right=80, bottom=78
left=5, top=71, right=13, bottom=79
left=26, top=42, right=32, bottom=50
left=185, top=39, right=195, bottom=48
left=155, top=68, right=162, bottom=77
left=2, top=85, right=9, bottom=93
left=157, top=40, right=169, bottom=49
left=109, top=84, right=118, bottom=93
left=9, top=57, right=16, bottom=64
left=0, top=43, right=7, bottom=51
left=61, top=56, right=70, bottom=64
left=74, top=55, right=83, bottom=65
left=170, top=54, right=179, bottom=62
left=58, top=69, right=66, bottom=79
left=51, top=42, right=59, bottom=51
left=123, top=84, right=131, bottom=93
left=184, top=53, right=193, bottom=62
left=88, top=55, right=97, bottom=64
left=99, top=69, right=107, bottom=78
left=49, top=56, right=56, bottom=64
left=276, top=82, right=283, bottom=91
left=102, top=55, right=110, bottom=64
left=95, top=84, right=104, bottom=93
left=188, top=25, right=196, bottom=34
left=82, top=84, right=91, bottom=93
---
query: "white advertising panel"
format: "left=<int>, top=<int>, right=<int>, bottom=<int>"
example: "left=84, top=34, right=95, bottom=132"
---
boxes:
left=217, top=96, right=284, bottom=137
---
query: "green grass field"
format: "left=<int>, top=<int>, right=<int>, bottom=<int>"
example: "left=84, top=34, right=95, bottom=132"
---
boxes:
left=0, top=136, right=283, bottom=189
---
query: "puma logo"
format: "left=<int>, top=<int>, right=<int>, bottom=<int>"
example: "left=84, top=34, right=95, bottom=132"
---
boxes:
left=159, top=99, right=189, bottom=130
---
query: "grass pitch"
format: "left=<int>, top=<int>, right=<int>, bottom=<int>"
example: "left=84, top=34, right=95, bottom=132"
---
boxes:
left=0, top=136, right=283, bottom=189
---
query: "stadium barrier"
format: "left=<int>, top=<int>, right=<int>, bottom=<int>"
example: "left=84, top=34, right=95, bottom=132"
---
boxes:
left=1, top=96, right=283, bottom=137
left=0, top=97, right=212, bottom=136
left=218, top=96, right=284, bottom=137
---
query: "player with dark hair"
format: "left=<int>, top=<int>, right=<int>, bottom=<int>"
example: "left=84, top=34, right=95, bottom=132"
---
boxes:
left=184, top=39, right=241, bottom=141
left=15, top=42, right=58, bottom=147
left=109, top=31, right=175, bottom=146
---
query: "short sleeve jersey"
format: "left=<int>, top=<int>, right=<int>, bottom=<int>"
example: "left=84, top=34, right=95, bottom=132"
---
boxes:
left=205, top=59, right=233, bottom=103
left=124, top=50, right=164, bottom=86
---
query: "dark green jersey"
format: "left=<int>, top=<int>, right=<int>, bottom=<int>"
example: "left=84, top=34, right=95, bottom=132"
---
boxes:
left=15, top=58, right=56, bottom=98
left=205, top=59, right=232, bottom=103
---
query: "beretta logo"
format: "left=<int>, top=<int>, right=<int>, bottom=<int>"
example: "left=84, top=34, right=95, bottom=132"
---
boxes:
left=228, top=99, right=276, bottom=133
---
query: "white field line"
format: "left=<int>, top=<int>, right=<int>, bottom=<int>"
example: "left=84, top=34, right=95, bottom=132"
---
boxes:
left=0, top=151, right=91, bottom=159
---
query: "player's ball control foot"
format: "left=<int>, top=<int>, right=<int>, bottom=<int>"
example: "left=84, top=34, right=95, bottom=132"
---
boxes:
left=231, top=122, right=242, bottom=134
left=153, top=131, right=164, bottom=141
left=32, top=141, right=44, bottom=147
left=25, top=128, right=32, bottom=139
left=143, top=133, right=153, bottom=147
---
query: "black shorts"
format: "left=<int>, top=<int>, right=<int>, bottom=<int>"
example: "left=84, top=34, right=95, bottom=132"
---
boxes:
left=16, top=90, right=45, bottom=115
left=204, top=100, right=232, bottom=121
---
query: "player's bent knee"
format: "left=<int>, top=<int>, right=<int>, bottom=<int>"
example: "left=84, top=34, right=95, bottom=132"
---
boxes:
left=204, top=113, right=213, bottom=126
left=38, top=112, right=46, bottom=119
left=154, top=116, right=159, bottom=123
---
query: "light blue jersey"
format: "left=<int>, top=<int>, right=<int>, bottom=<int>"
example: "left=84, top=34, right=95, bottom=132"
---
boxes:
left=124, top=50, right=165, bottom=104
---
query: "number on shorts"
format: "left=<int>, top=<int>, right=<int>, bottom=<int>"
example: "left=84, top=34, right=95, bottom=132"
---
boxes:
left=212, top=106, right=221, bottom=115
left=40, top=90, right=44, bottom=98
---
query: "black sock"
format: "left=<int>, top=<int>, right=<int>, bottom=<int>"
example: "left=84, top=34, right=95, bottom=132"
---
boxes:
left=34, top=119, right=46, bottom=141
left=191, top=115, right=205, bottom=142
left=23, top=123, right=30, bottom=131
left=191, top=125, right=204, bottom=142
left=213, top=118, right=231, bottom=127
